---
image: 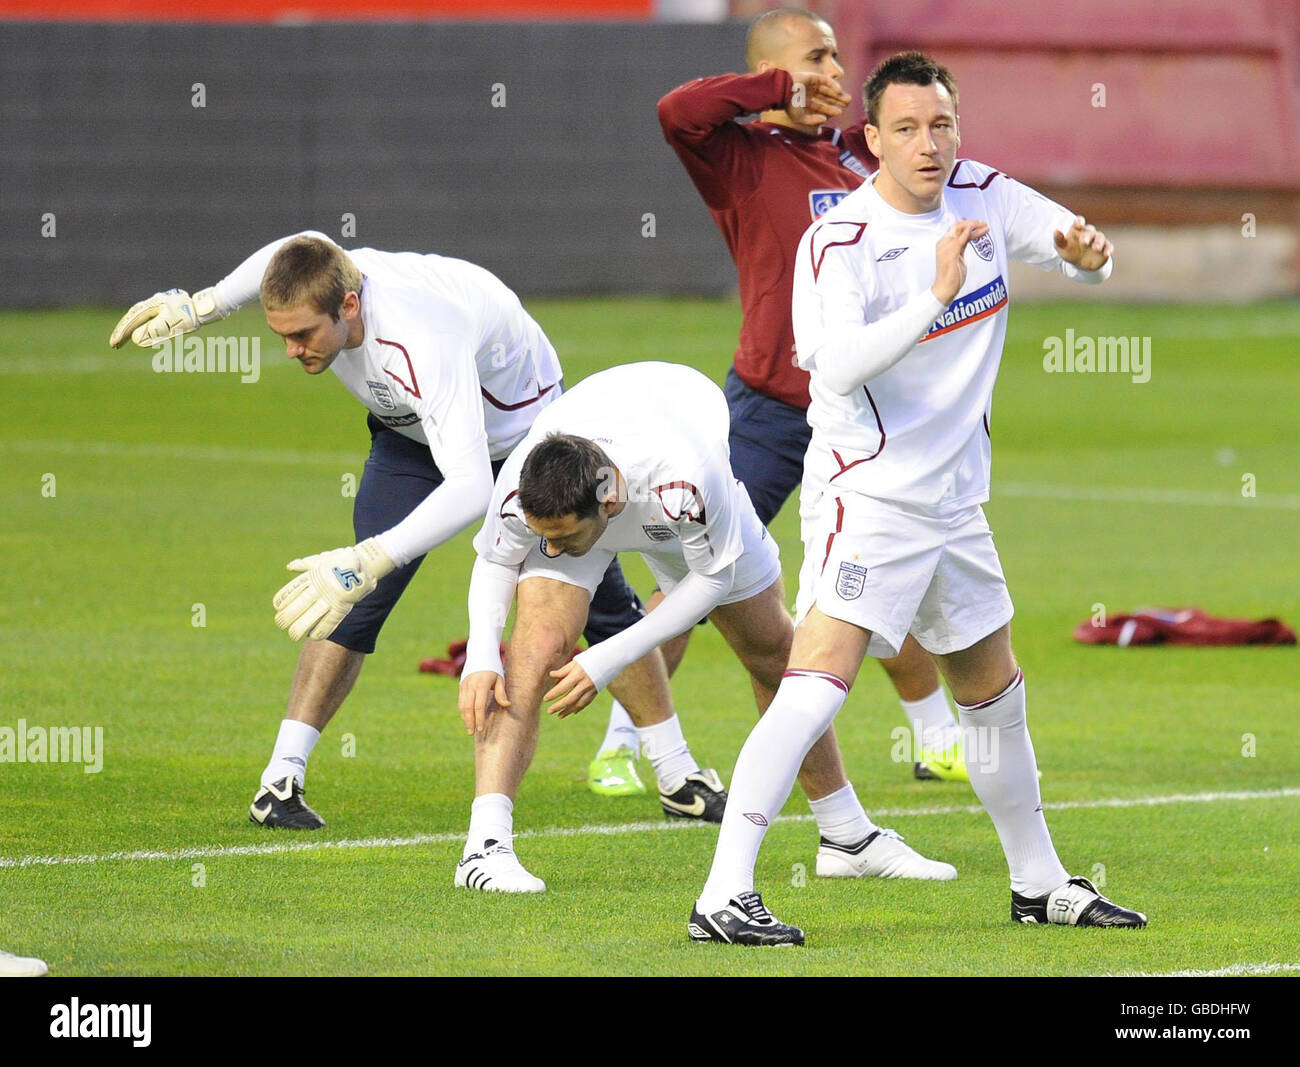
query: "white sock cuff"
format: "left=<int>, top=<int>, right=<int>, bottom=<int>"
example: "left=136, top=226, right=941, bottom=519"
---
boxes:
left=783, top=668, right=850, bottom=695
left=275, top=718, right=321, bottom=750
left=636, top=714, right=687, bottom=759
left=955, top=669, right=1024, bottom=714
left=807, top=782, right=858, bottom=818
left=471, top=792, right=513, bottom=816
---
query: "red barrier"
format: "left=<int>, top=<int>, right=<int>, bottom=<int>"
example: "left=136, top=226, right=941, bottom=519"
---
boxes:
left=0, top=0, right=652, bottom=19
left=826, top=0, right=1300, bottom=189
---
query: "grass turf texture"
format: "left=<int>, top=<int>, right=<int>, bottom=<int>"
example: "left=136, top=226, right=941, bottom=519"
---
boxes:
left=1, top=299, right=1297, bottom=976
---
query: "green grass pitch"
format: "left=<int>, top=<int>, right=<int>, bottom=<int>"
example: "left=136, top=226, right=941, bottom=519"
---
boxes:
left=1, top=298, right=1297, bottom=976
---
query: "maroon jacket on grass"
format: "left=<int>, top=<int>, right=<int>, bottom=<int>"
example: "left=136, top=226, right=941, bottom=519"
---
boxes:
left=1073, top=607, right=1296, bottom=647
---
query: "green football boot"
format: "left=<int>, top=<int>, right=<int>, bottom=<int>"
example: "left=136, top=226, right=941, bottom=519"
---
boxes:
left=587, top=746, right=647, bottom=796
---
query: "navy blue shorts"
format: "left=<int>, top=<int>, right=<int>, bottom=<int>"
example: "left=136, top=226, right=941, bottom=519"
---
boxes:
left=724, top=368, right=812, bottom=526
left=330, top=415, right=644, bottom=654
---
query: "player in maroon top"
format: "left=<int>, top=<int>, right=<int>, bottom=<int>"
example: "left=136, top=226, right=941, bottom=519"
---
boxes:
left=588, top=6, right=970, bottom=793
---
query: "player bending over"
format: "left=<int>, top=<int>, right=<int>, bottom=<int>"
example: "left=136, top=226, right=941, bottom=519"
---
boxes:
left=456, top=362, right=957, bottom=892
left=109, top=234, right=720, bottom=829
left=689, top=53, right=1147, bottom=945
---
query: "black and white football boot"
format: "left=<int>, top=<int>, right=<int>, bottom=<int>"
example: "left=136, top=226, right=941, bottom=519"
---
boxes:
left=660, top=768, right=728, bottom=822
left=1011, top=875, right=1147, bottom=927
left=689, top=891, right=804, bottom=946
left=249, top=777, right=326, bottom=830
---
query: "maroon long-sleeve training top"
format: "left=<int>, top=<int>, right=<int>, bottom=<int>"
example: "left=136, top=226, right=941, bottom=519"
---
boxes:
left=658, top=68, right=874, bottom=410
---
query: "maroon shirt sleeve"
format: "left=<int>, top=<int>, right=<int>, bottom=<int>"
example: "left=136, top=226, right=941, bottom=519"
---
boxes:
left=657, top=69, right=794, bottom=209
left=839, top=117, right=873, bottom=169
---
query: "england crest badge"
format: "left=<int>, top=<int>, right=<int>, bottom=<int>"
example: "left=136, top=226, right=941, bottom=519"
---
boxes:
left=836, top=561, right=868, bottom=600
left=971, top=232, right=996, bottom=261
left=366, top=380, right=397, bottom=411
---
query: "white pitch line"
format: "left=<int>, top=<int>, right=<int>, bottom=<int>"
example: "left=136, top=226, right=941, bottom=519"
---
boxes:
left=996, top=482, right=1300, bottom=512
left=1, top=787, right=1294, bottom=871
left=1114, top=961, right=1300, bottom=978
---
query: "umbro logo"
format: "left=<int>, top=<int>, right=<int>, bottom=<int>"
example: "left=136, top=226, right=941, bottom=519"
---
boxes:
left=877, top=247, right=908, bottom=261
left=743, top=812, right=768, bottom=826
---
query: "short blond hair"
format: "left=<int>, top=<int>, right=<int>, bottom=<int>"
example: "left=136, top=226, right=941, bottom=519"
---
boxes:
left=260, top=236, right=363, bottom=319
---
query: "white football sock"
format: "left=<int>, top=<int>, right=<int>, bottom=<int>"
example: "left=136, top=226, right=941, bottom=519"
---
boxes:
left=261, top=718, right=321, bottom=788
left=808, top=782, right=877, bottom=846
left=636, top=715, right=699, bottom=794
left=955, top=671, right=1069, bottom=897
left=698, top=670, right=849, bottom=913
left=901, top=688, right=961, bottom=752
left=597, top=700, right=640, bottom=758
left=466, top=792, right=514, bottom=858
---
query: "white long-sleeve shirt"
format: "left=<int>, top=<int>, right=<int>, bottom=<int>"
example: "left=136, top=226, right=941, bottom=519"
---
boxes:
left=464, top=362, right=747, bottom=690
left=210, top=232, right=563, bottom=565
left=792, top=160, right=1110, bottom=513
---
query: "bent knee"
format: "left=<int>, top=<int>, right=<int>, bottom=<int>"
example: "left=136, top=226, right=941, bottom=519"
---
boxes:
left=508, top=620, right=577, bottom=673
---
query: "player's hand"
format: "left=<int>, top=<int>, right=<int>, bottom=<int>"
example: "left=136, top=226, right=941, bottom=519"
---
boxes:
left=931, top=219, right=990, bottom=305
left=272, top=537, right=396, bottom=642
left=543, top=660, right=597, bottom=718
left=458, top=671, right=509, bottom=735
left=1054, top=215, right=1112, bottom=272
left=787, top=72, right=851, bottom=128
left=108, top=287, right=224, bottom=348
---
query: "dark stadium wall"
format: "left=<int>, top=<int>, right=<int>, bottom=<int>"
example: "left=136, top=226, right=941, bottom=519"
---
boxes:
left=4, top=4, right=1298, bottom=307
left=2, top=21, right=744, bottom=307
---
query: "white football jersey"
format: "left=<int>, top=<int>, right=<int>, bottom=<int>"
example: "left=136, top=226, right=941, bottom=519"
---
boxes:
left=332, top=249, right=562, bottom=466
left=209, top=232, right=564, bottom=565
left=475, top=362, right=744, bottom=578
left=792, top=159, right=1088, bottom=511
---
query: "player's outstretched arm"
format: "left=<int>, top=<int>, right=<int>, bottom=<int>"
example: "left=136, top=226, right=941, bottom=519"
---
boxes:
left=458, top=555, right=520, bottom=733
left=271, top=538, right=395, bottom=642
left=545, top=565, right=733, bottom=717
left=109, top=287, right=226, bottom=348
left=108, top=230, right=336, bottom=348
left=658, top=69, right=795, bottom=143
left=991, top=169, right=1113, bottom=284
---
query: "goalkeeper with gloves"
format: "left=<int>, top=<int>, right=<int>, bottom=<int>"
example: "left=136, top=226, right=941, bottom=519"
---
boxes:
left=110, top=233, right=670, bottom=829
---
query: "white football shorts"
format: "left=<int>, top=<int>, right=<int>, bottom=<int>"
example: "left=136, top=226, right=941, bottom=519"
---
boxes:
left=794, top=489, right=1013, bottom=658
left=518, top=483, right=782, bottom=607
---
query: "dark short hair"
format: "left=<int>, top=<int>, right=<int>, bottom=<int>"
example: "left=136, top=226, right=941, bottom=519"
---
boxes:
left=517, top=433, right=610, bottom=521
left=745, top=6, right=827, bottom=71
left=863, top=51, right=958, bottom=126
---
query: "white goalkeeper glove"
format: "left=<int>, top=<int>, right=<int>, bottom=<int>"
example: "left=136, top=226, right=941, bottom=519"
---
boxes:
left=109, top=287, right=226, bottom=349
left=272, top=538, right=396, bottom=642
